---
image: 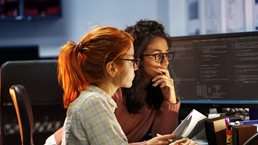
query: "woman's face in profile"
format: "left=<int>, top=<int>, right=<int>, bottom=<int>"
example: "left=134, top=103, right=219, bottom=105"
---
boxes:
left=116, top=42, right=136, bottom=88
left=143, top=37, right=169, bottom=79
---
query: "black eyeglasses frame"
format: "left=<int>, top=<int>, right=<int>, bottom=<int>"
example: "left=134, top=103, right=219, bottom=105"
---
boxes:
left=119, top=58, right=140, bottom=70
left=143, top=51, right=174, bottom=64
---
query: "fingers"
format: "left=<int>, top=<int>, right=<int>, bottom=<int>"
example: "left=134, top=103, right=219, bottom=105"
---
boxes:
left=152, top=73, right=173, bottom=87
left=171, top=138, right=188, bottom=144
left=151, top=68, right=176, bottom=103
left=156, top=134, right=175, bottom=140
left=152, top=68, right=173, bottom=86
left=158, top=68, right=170, bottom=76
left=169, top=138, right=199, bottom=145
left=147, top=139, right=170, bottom=145
left=151, top=134, right=199, bottom=145
left=147, top=134, right=176, bottom=145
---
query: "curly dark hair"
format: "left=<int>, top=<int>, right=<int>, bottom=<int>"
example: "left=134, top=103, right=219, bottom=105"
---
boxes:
left=122, top=19, right=173, bottom=113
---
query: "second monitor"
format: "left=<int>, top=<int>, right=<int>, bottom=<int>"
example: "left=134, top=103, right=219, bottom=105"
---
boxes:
left=171, top=31, right=258, bottom=107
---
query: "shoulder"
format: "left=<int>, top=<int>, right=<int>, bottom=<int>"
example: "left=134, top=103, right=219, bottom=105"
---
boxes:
left=69, top=92, right=106, bottom=112
left=81, top=91, right=109, bottom=107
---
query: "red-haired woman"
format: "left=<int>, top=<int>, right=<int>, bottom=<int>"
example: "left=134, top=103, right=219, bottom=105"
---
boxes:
left=57, top=26, right=139, bottom=145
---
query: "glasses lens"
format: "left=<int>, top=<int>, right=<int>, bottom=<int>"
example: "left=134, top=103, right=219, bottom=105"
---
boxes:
left=156, top=52, right=174, bottom=63
left=119, top=58, right=140, bottom=70
left=143, top=52, right=174, bottom=63
left=154, top=54, right=163, bottom=62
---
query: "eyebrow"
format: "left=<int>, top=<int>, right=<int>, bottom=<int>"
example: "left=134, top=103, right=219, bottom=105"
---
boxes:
left=147, top=49, right=169, bottom=53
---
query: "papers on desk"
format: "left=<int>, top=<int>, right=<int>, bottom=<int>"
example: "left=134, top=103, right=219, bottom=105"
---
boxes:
left=173, top=109, right=207, bottom=139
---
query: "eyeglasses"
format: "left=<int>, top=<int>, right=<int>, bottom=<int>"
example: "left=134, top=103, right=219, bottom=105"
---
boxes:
left=119, top=58, right=140, bottom=70
left=143, top=51, right=174, bottom=64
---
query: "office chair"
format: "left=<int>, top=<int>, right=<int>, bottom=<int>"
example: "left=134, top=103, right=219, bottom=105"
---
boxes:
left=9, top=85, right=34, bottom=145
left=244, top=132, right=258, bottom=145
left=0, top=60, right=65, bottom=145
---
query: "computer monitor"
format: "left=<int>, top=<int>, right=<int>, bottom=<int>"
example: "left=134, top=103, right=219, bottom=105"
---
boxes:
left=171, top=31, right=258, bottom=107
left=0, top=45, right=39, bottom=66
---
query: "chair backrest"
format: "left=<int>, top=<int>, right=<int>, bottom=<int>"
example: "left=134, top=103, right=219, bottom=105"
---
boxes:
left=9, top=85, right=34, bottom=145
left=0, top=60, right=65, bottom=145
left=1, top=59, right=62, bottom=105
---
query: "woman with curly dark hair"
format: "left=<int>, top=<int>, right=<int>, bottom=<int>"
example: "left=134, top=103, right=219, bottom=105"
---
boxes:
left=112, top=19, right=191, bottom=144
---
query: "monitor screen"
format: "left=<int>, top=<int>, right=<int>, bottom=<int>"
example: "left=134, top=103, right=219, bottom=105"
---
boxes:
left=0, top=45, right=39, bottom=66
left=171, top=31, right=258, bottom=106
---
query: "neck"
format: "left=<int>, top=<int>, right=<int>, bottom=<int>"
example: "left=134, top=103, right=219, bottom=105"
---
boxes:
left=95, top=80, right=118, bottom=97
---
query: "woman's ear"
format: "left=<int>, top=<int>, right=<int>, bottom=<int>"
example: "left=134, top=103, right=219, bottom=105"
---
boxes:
left=106, top=62, right=118, bottom=77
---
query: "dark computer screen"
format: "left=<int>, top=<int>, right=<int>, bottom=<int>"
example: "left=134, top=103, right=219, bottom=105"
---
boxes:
left=0, top=45, right=39, bottom=66
left=171, top=31, right=258, bottom=106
